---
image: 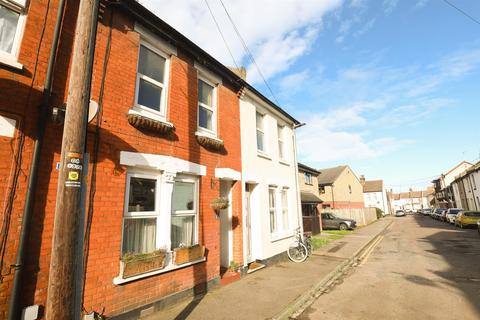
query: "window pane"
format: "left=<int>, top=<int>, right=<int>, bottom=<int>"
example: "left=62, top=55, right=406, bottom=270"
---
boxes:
left=122, top=218, right=156, bottom=254
left=173, top=181, right=195, bottom=211
left=138, top=78, right=162, bottom=111
left=0, top=5, right=20, bottom=54
left=270, top=210, right=276, bottom=233
left=282, top=191, right=289, bottom=229
left=279, top=141, right=284, bottom=159
left=256, top=112, right=263, bottom=130
left=199, top=105, right=213, bottom=130
left=138, top=45, right=165, bottom=83
left=198, top=80, right=213, bottom=106
left=128, top=177, right=156, bottom=212
left=277, top=125, right=283, bottom=139
left=269, top=189, right=275, bottom=208
left=171, top=215, right=195, bottom=249
left=256, top=130, right=264, bottom=151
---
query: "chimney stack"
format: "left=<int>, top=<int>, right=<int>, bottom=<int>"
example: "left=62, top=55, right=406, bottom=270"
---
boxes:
left=360, top=175, right=365, bottom=185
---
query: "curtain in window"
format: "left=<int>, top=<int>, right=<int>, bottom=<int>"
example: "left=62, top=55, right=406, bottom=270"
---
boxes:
left=122, top=218, right=156, bottom=254
left=171, top=216, right=194, bottom=249
left=0, top=5, right=19, bottom=54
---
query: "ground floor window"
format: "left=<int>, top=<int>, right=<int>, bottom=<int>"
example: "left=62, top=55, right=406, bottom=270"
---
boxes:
left=269, top=186, right=291, bottom=235
left=269, top=187, right=277, bottom=233
left=121, top=171, right=199, bottom=256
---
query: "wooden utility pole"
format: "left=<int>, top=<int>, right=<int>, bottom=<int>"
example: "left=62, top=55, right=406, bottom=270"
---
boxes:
left=46, top=0, right=99, bottom=318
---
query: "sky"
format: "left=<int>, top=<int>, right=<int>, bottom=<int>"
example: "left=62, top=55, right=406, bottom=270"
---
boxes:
left=141, top=0, right=480, bottom=192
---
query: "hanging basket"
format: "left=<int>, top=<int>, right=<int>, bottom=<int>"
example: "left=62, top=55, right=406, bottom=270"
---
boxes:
left=121, top=250, right=167, bottom=278
left=196, top=134, right=224, bottom=151
left=211, top=197, right=229, bottom=211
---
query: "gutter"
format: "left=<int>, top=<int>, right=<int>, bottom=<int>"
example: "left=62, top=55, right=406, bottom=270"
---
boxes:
left=8, top=0, right=67, bottom=318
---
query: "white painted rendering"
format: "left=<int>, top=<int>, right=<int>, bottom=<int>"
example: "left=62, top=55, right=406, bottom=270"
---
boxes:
left=240, top=91, right=302, bottom=264
left=364, top=190, right=389, bottom=215
left=443, top=161, right=472, bottom=187
left=120, top=151, right=206, bottom=176
left=215, top=168, right=241, bottom=181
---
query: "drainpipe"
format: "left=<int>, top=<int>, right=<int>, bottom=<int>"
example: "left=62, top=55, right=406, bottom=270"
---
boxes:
left=8, top=0, right=67, bottom=319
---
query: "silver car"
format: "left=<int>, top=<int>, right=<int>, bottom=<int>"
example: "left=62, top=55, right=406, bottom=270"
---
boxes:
left=445, top=208, right=463, bottom=224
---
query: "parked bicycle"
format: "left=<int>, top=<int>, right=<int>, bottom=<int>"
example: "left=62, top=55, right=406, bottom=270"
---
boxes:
left=287, top=227, right=312, bottom=263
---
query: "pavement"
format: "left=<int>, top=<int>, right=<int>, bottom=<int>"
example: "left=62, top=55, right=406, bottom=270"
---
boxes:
left=143, top=217, right=393, bottom=320
left=297, top=214, right=480, bottom=320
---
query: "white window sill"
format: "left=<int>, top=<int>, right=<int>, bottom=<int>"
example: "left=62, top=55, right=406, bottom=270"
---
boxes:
left=279, top=159, right=290, bottom=166
left=270, top=230, right=294, bottom=242
left=0, top=55, right=23, bottom=70
left=195, top=130, right=223, bottom=143
left=113, top=256, right=206, bottom=285
left=257, top=151, right=271, bottom=160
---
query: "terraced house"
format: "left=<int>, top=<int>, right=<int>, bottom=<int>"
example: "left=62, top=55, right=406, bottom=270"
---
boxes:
left=0, top=0, right=301, bottom=318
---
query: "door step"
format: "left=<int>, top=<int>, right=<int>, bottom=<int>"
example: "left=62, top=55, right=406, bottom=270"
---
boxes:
left=220, top=268, right=241, bottom=286
left=247, top=261, right=265, bottom=274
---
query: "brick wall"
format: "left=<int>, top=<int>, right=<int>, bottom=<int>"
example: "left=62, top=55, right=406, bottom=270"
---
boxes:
left=0, top=2, right=243, bottom=318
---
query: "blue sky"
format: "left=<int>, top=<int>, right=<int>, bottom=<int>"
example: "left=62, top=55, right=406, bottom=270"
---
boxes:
left=144, top=0, right=480, bottom=192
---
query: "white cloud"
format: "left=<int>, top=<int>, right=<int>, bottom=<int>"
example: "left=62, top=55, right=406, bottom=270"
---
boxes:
left=383, top=0, right=399, bottom=15
left=278, top=70, right=310, bottom=95
left=415, top=0, right=429, bottom=8
left=141, top=0, right=343, bottom=84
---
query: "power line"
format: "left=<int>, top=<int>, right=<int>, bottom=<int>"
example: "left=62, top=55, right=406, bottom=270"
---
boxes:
left=217, top=0, right=281, bottom=106
left=203, top=0, right=240, bottom=70
left=441, top=0, right=480, bottom=26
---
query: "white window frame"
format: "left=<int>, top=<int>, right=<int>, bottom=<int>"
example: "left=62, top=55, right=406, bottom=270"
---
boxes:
left=304, top=172, right=312, bottom=185
left=133, top=41, right=171, bottom=122
left=281, top=188, right=289, bottom=231
left=171, top=175, right=199, bottom=249
left=277, top=124, right=285, bottom=160
left=0, top=0, right=27, bottom=69
left=122, top=171, right=163, bottom=253
left=256, top=112, right=266, bottom=153
left=196, top=76, right=217, bottom=137
left=268, top=186, right=277, bottom=234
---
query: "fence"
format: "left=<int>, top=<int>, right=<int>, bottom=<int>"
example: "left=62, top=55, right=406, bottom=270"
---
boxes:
left=322, top=207, right=378, bottom=226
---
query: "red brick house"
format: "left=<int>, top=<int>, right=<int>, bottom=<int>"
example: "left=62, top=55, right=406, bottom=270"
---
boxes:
left=0, top=0, right=247, bottom=318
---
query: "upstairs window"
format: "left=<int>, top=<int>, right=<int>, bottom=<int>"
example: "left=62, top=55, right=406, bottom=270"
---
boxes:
left=0, top=0, right=26, bottom=63
left=197, top=78, right=217, bottom=135
left=278, top=125, right=285, bottom=160
left=256, top=112, right=266, bottom=153
left=135, top=43, right=169, bottom=118
left=304, top=172, right=313, bottom=185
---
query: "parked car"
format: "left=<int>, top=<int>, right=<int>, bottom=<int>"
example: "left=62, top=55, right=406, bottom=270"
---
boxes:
left=395, top=210, right=406, bottom=217
left=445, top=208, right=463, bottom=224
left=422, top=208, right=432, bottom=216
left=455, top=211, right=480, bottom=228
left=432, top=208, right=446, bottom=220
left=321, top=213, right=357, bottom=230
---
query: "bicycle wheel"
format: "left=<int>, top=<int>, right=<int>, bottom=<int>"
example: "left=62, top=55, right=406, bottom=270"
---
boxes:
left=287, top=242, right=308, bottom=263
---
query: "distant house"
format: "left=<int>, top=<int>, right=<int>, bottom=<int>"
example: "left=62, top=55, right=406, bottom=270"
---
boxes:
left=360, top=176, right=390, bottom=215
left=391, top=190, right=430, bottom=211
left=432, top=161, right=473, bottom=208
left=317, top=165, right=364, bottom=209
left=298, top=163, right=323, bottom=234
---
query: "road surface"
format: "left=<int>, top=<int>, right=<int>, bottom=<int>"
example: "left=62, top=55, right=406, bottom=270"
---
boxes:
left=298, top=214, right=480, bottom=320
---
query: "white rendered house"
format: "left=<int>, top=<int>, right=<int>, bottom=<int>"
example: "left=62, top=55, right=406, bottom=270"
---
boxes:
left=361, top=178, right=390, bottom=215
left=239, top=89, right=302, bottom=265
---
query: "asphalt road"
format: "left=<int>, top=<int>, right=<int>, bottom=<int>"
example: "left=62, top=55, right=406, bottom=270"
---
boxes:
left=298, top=214, right=480, bottom=320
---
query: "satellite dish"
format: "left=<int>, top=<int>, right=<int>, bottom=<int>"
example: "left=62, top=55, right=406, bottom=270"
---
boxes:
left=88, top=100, right=99, bottom=123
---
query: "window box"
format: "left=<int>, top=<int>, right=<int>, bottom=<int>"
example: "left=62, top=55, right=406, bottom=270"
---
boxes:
left=121, top=250, right=167, bottom=278
left=127, top=112, right=174, bottom=134
left=195, top=131, right=224, bottom=151
left=174, top=244, right=205, bottom=265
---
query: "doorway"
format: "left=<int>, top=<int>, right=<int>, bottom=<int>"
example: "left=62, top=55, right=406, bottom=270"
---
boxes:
left=219, top=180, right=232, bottom=269
left=245, top=183, right=253, bottom=263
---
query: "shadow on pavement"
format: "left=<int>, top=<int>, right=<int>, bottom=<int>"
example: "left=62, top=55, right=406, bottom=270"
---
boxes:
left=413, top=214, right=480, bottom=316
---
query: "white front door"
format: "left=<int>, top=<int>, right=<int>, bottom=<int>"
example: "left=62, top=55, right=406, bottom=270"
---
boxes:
left=245, top=184, right=253, bottom=263
left=219, top=180, right=232, bottom=268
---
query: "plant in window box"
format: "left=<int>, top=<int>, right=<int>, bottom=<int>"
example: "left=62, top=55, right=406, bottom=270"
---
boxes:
left=173, top=244, right=206, bottom=265
left=196, top=134, right=224, bottom=151
left=121, top=249, right=167, bottom=278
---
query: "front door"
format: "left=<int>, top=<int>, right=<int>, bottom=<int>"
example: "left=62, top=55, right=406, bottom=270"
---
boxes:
left=245, top=184, right=253, bottom=262
left=219, top=180, right=232, bottom=268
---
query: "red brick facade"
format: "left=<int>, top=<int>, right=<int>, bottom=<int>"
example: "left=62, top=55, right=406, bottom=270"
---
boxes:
left=0, top=2, right=243, bottom=318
